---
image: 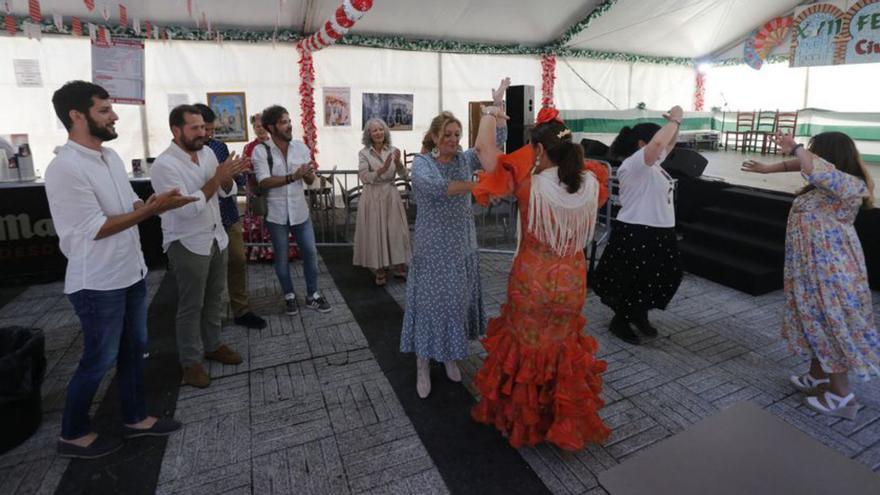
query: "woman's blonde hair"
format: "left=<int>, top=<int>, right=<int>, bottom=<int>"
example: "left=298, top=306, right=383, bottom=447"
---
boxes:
left=362, top=118, right=391, bottom=148
left=421, top=111, right=462, bottom=152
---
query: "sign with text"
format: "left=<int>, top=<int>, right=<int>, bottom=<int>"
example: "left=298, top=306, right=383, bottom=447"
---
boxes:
left=791, top=0, right=880, bottom=67
left=91, top=38, right=145, bottom=104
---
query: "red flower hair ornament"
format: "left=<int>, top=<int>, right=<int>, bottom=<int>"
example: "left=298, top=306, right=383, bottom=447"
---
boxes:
left=535, top=107, right=564, bottom=125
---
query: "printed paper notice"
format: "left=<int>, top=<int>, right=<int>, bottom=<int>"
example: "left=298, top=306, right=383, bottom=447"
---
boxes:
left=91, top=39, right=145, bottom=104
left=13, top=59, right=43, bottom=88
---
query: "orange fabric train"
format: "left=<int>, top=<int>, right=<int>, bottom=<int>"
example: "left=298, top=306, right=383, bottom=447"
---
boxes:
left=470, top=145, right=611, bottom=450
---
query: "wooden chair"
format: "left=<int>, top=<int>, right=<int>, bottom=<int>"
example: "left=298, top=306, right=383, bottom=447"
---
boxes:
left=749, top=110, right=778, bottom=154
left=723, top=111, right=755, bottom=152
left=336, top=177, right=362, bottom=241
left=766, top=111, right=799, bottom=154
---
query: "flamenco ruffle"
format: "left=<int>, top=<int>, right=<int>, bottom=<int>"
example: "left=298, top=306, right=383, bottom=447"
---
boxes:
left=471, top=313, right=611, bottom=451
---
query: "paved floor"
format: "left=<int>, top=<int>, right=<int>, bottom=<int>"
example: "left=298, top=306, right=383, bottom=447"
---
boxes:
left=1, top=252, right=879, bottom=494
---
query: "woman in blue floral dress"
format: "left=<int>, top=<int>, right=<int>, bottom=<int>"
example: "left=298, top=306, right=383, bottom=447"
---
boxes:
left=400, top=79, right=509, bottom=399
left=743, top=132, right=878, bottom=420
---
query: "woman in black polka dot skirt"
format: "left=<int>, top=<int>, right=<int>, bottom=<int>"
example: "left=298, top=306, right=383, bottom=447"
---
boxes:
left=593, top=106, right=684, bottom=345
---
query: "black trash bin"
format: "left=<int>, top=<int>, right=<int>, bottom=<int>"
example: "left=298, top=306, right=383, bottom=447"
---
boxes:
left=0, top=326, right=47, bottom=454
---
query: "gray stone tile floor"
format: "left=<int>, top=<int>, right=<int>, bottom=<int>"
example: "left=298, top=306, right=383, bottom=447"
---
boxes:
left=2, top=253, right=880, bottom=494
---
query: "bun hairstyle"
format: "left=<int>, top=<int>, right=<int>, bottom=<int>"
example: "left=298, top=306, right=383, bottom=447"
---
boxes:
left=609, top=122, right=661, bottom=160
left=530, top=120, right=584, bottom=194
left=422, top=111, right=462, bottom=152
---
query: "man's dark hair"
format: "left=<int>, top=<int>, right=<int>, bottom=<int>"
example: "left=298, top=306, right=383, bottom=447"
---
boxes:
left=169, top=104, right=203, bottom=129
left=52, top=81, right=110, bottom=131
left=193, top=103, right=216, bottom=123
left=261, top=105, right=288, bottom=133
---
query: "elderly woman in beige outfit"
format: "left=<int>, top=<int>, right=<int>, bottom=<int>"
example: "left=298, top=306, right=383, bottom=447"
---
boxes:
left=353, top=118, right=412, bottom=286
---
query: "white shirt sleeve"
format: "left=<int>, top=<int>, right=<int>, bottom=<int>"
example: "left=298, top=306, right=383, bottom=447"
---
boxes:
left=45, top=162, right=107, bottom=242
left=252, top=144, right=271, bottom=183
left=150, top=159, right=207, bottom=219
left=617, top=147, right=667, bottom=183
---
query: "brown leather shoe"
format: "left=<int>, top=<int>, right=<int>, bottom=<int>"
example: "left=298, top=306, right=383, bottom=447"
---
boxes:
left=182, top=363, right=210, bottom=388
left=204, top=344, right=243, bottom=365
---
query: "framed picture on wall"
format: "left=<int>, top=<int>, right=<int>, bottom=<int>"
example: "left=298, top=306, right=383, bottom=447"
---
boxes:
left=324, top=87, right=351, bottom=126
left=362, top=93, right=413, bottom=131
left=206, top=92, right=248, bottom=142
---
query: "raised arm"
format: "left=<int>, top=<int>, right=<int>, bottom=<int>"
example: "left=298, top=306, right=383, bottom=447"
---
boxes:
left=644, top=105, right=683, bottom=166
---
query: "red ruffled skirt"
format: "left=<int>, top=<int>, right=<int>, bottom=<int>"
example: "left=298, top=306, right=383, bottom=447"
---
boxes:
left=471, top=241, right=610, bottom=450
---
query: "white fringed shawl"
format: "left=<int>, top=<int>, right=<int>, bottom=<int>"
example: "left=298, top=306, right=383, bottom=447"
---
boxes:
left=521, top=167, right=599, bottom=257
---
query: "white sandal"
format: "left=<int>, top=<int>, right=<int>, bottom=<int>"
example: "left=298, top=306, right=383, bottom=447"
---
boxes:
left=790, top=373, right=830, bottom=393
left=416, top=357, right=431, bottom=399
left=444, top=361, right=461, bottom=383
left=805, top=391, right=860, bottom=420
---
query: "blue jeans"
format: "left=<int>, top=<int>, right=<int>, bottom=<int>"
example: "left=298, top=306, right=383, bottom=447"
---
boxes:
left=267, top=219, right=318, bottom=297
left=62, top=279, right=148, bottom=439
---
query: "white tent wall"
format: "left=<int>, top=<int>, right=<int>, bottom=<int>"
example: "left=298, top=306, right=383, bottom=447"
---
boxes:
left=703, top=62, right=808, bottom=112
left=144, top=40, right=303, bottom=162
left=555, top=59, right=630, bottom=111
left=630, top=63, right=696, bottom=111
left=312, top=45, right=440, bottom=169
left=0, top=35, right=145, bottom=178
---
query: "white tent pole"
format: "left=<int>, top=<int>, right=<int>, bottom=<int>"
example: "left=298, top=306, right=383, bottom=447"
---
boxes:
left=627, top=62, right=633, bottom=109
left=438, top=52, right=444, bottom=111
left=803, top=66, right=810, bottom=109
left=139, top=105, right=150, bottom=160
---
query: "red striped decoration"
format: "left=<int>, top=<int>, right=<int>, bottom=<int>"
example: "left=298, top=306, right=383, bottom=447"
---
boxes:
left=97, top=25, right=107, bottom=44
left=144, top=20, right=151, bottom=38
left=119, top=4, right=127, bottom=26
left=5, top=15, right=15, bottom=36
left=28, top=0, right=41, bottom=23
left=72, top=16, right=82, bottom=36
left=84, top=0, right=94, bottom=12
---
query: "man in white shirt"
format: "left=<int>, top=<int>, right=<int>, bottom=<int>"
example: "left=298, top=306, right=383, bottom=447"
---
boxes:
left=46, top=81, right=191, bottom=459
left=150, top=105, right=247, bottom=388
left=252, top=105, right=331, bottom=315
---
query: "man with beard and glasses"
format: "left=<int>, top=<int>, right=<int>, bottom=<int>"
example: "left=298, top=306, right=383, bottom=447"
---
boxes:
left=192, top=103, right=266, bottom=330
left=150, top=104, right=248, bottom=388
left=46, top=81, right=191, bottom=459
left=252, top=105, right=331, bottom=315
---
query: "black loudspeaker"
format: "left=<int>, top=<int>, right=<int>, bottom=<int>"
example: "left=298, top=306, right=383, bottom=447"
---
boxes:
left=506, top=124, right=533, bottom=151
left=580, top=138, right=609, bottom=160
left=506, top=85, right=534, bottom=126
left=661, top=148, right=708, bottom=179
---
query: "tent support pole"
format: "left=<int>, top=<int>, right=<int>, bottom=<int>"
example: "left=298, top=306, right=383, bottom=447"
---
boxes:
left=438, top=52, right=444, bottom=111
left=803, top=66, right=810, bottom=109
left=139, top=105, right=150, bottom=162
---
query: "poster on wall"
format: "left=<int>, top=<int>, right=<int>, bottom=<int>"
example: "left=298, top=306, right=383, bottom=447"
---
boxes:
left=91, top=39, right=145, bottom=104
left=324, top=87, right=351, bottom=127
left=207, top=92, right=248, bottom=142
left=13, top=59, right=43, bottom=88
left=790, top=0, right=880, bottom=67
left=362, top=93, right=413, bottom=131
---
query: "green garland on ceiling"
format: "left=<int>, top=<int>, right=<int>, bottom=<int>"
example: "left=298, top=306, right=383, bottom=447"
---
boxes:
left=3, top=14, right=777, bottom=68
left=553, top=0, right=619, bottom=47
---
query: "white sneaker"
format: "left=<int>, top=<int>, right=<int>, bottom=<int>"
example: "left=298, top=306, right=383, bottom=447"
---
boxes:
left=444, top=360, right=461, bottom=383
left=416, top=357, right=431, bottom=399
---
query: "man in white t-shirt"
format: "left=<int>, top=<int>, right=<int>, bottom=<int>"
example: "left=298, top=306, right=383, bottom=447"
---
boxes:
left=46, top=81, right=193, bottom=459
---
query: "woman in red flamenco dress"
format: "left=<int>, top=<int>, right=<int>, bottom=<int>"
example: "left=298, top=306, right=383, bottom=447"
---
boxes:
left=470, top=108, right=611, bottom=450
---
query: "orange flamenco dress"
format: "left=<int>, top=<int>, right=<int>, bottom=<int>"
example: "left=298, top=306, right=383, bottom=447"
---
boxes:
left=470, top=145, right=611, bottom=450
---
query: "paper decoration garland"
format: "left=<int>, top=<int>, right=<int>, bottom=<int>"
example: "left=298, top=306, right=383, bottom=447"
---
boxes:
left=84, top=0, right=94, bottom=11
left=301, top=0, right=372, bottom=52
left=28, top=0, right=41, bottom=23
left=72, top=16, right=82, bottom=36
left=296, top=0, right=374, bottom=166
left=540, top=54, right=556, bottom=108
left=5, top=15, right=15, bottom=36
left=119, top=4, right=127, bottom=28
left=694, top=71, right=705, bottom=111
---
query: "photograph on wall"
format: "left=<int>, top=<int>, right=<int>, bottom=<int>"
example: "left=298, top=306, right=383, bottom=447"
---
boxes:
left=324, top=87, right=351, bottom=127
left=207, top=92, right=248, bottom=142
left=362, top=93, right=413, bottom=131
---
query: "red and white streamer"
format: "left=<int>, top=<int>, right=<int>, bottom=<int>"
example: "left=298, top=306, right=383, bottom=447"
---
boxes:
left=28, top=0, right=41, bottom=23
left=72, top=16, right=82, bottom=36
left=540, top=54, right=557, bottom=108
left=118, top=4, right=127, bottom=27
left=296, top=0, right=373, bottom=165
left=5, top=15, right=15, bottom=36
left=84, top=0, right=95, bottom=12
left=694, top=71, right=706, bottom=111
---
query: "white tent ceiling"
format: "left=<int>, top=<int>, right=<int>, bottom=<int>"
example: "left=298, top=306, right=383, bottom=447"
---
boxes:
left=9, top=0, right=802, bottom=60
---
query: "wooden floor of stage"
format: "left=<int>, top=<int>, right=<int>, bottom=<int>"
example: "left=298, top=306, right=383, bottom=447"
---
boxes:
left=697, top=149, right=880, bottom=203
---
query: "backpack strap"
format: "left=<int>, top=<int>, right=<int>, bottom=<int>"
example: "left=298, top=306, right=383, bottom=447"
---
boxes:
left=261, top=142, right=273, bottom=174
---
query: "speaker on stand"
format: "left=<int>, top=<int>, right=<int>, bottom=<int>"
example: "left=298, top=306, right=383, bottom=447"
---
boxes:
left=505, top=85, right=534, bottom=151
